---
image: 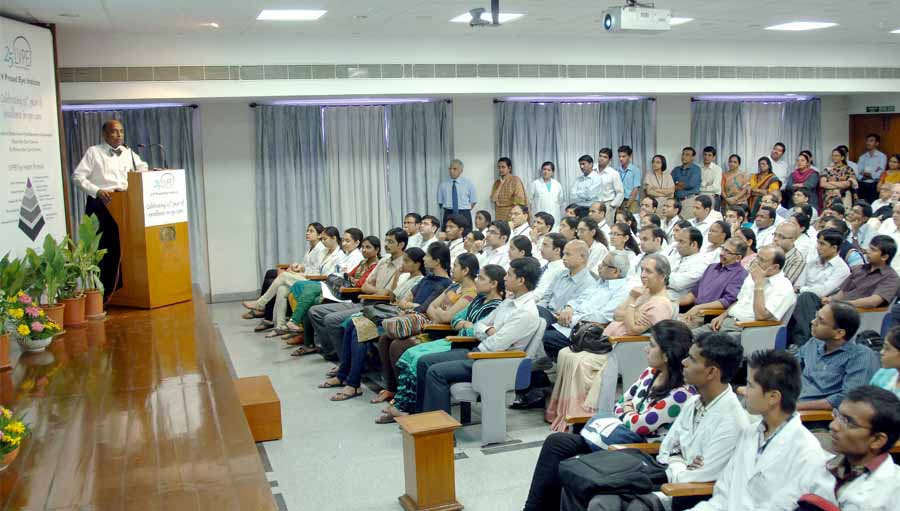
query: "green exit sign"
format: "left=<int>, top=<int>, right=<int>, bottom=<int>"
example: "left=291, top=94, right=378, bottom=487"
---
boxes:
left=866, top=105, right=896, bottom=113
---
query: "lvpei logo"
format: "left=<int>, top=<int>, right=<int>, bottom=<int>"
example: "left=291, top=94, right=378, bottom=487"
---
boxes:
left=3, top=36, right=32, bottom=70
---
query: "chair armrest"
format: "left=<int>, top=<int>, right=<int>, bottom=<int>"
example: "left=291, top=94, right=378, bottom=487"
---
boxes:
left=735, top=320, right=782, bottom=328
left=307, top=275, right=328, bottom=281
left=276, top=264, right=290, bottom=270
left=468, top=351, right=525, bottom=360
left=799, top=410, right=833, bottom=423
left=891, top=441, right=900, bottom=454
left=609, top=335, right=650, bottom=343
left=447, top=336, right=480, bottom=344
left=564, top=413, right=593, bottom=425
left=340, top=287, right=362, bottom=294
left=661, top=482, right=715, bottom=497
left=608, top=443, right=660, bottom=454
left=857, top=306, right=888, bottom=313
left=699, top=308, right=726, bottom=317
left=424, top=324, right=457, bottom=332
left=359, top=294, right=392, bottom=302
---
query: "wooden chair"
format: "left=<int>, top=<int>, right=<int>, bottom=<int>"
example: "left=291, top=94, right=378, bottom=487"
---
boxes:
left=702, top=303, right=794, bottom=354
left=856, top=298, right=894, bottom=337
left=338, top=287, right=363, bottom=302
left=423, top=323, right=458, bottom=340
left=359, top=293, right=393, bottom=303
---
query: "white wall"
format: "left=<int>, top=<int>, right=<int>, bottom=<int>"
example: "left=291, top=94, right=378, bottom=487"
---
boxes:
left=656, top=95, right=693, bottom=167
left=846, top=94, right=900, bottom=114
left=822, top=95, right=851, bottom=163
left=451, top=97, right=496, bottom=215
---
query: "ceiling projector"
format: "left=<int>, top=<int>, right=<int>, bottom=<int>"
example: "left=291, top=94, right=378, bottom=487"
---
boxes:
left=602, top=4, right=671, bottom=33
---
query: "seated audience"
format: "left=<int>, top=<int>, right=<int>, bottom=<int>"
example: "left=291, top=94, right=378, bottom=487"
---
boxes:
left=680, top=238, right=748, bottom=327
left=509, top=235, right=533, bottom=261
left=724, top=204, right=750, bottom=235
left=419, top=214, right=440, bottom=251
left=694, top=246, right=796, bottom=339
left=877, top=196, right=900, bottom=236
left=533, top=233, right=567, bottom=302
left=871, top=325, right=900, bottom=396
left=463, top=230, right=486, bottom=267
left=772, top=221, right=807, bottom=285
left=546, top=253, right=674, bottom=431
left=403, top=213, right=423, bottom=248
left=444, top=213, right=469, bottom=261
left=690, top=194, right=716, bottom=239
left=630, top=225, right=667, bottom=283
left=871, top=184, right=893, bottom=218
left=790, top=234, right=900, bottom=346
left=792, top=189, right=819, bottom=222
left=558, top=216, right=579, bottom=242
left=794, top=386, right=900, bottom=511
left=555, top=333, right=749, bottom=511
left=692, top=351, right=827, bottom=511
left=795, top=228, right=850, bottom=297
left=530, top=211, right=554, bottom=264
left=848, top=201, right=877, bottom=249
left=508, top=204, right=532, bottom=241
left=482, top=220, right=511, bottom=269
left=701, top=220, right=730, bottom=263
left=663, top=219, right=692, bottom=259
left=796, top=302, right=879, bottom=410
left=376, top=265, right=506, bottom=422
left=473, top=210, right=492, bottom=233
left=752, top=205, right=778, bottom=247
left=759, top=193, right=788, bottom=223
left=578, top=217, right=609, bottom=271
left=523, top=320, right=695, bottom=511
left=788, top=209, right=814, bottom=257
left=735, top=227, right=757, bottom=268
left=588, top=201, right=612, bottom=238
left=819, top=215, right=865, bottom=267
left=415, top=257, right=542, bottom=414
left=537, top=239, right=595, bottom=328
left=614, top=210, right=639, bottom=239
left=639, top=196, right=658, bottom=223
left=609, top=222, right=640, bottom=269
left=661, top=197, right=682, bottom=242
left=666, top=227, right=708, bottom=301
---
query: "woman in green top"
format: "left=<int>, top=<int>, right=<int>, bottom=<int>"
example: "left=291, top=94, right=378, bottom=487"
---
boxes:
left=870, top=325, right=900, bottom=397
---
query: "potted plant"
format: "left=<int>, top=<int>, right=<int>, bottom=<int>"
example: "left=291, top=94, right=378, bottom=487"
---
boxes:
left=6, top=292, right=63, bottom=352
left=59, top=259, right=85, bottom=327
left=0, top=254, right=29, bottom=369
left=24, top=235, right=67, bottom=326
left=0, top=406, right=30, bottom=471
left=70, top=215, right=106, bottom=320
left=0, top=291, right=10, bottom=371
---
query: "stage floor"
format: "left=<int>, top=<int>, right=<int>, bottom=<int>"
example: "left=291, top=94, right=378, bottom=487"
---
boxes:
left=0, top=296, right=275, bottom=510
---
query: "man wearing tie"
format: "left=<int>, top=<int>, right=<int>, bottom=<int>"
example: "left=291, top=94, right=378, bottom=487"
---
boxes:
left=437, top=158, right=477, bottom=229
left=72, top=120, right=148, bottom=300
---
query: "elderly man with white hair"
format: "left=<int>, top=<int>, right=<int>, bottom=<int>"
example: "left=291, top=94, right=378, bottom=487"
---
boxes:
left=437, top=158, right=478, bottom=230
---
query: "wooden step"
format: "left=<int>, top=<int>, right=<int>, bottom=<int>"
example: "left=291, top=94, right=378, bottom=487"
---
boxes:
left=235, top=375, right=282, bottom=442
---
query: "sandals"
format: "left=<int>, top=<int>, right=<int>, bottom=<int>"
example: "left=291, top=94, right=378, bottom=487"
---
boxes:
left=370, top=390, right=394, bottom=404
left=330, top=387, right=363, bottom=401
left=291, top=346, right=319, bottom=357
left=326, top=366, right=339, bottom=378
left=285, top=335, right=304, bottom=346
left=253, top=320, right=274, bottom=332
left=241, top=301, right=262, bottom=311
left=318, top=377, right=342, bottom=388
left=374, top=412, right=396, bottom=424
left=242, top=310, right=265, bottom=320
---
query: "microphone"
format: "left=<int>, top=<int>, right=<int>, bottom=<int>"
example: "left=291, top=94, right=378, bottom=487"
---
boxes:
left=138, top=143, right=168, bottom=169
left=123, top=143, right=137, bottom=172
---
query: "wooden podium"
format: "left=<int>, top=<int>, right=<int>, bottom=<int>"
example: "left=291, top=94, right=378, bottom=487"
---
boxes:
left=106, top=170, right=192, bottom=309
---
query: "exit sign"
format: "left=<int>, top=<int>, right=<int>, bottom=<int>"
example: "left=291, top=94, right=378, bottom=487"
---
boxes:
left=866, top=105, right=896, bottom=113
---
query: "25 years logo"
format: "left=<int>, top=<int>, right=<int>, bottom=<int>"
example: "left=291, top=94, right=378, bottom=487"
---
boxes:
left=3, top=35, right=32, bottom=70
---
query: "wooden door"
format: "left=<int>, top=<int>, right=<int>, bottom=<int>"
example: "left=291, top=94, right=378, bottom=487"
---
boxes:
left=849, top=114, right=900, bottom=160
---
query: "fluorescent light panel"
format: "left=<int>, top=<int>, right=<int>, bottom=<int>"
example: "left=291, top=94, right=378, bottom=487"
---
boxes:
left=765, top=21, right=837, bottom=31
left=670, top=17, right=693, bottom=26
left=502, top=96, right=645, bottom=102
left=257, top=9, right=327, bottom=21
left=269, top=98, right=434, bottom=106
left=892, top=28, right=900, bottom=34
left=450, top=12, right=524, bottom=23
left=694, top=95, right=811, bottom=101
left=62, top=103, right=188, bottom=111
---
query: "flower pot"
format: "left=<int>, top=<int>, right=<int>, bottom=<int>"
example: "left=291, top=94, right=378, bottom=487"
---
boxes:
left=41, top=303, right=65, bottom=326
left=61, top=295, right=86, bottom=327
left=84, top=289, right=105, bottom=320
left=0, top=334, right=9, bottom=371
left=14, top=332, right=60, bottom=353
left=0, top=447, right=19, bottom=471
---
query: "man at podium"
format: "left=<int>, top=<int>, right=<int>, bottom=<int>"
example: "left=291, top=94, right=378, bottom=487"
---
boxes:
left=73, top=120, right=148, bottom=300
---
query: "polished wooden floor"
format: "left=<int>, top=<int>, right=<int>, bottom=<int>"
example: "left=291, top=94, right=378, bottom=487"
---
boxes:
left=0, top=295, right=276, bottom=510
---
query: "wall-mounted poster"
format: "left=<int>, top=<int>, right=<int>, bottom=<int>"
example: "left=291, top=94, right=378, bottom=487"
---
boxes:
left=0, top=16, right=66, bottom=256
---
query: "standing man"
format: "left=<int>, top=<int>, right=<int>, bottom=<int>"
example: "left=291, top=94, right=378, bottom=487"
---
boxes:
left=527, top=161, right=563, bottom=219
left=72, top=119, right=148, bottom=300
left=595, top=148, right=625, bottom=223
left=857, top=133, right=888, bottom=203
left=490, top=157, right=527, bottom=221
left=437, top=158, right=478, bottom=229
left=671, top=146, right=701, bottom=220
left=571, top=155, right=602, bottom=208
left=617, top=145, right=641, bottom=213
left=700, top=146, right=723, bottom=209
left=769, top=142, right=790, bottom=184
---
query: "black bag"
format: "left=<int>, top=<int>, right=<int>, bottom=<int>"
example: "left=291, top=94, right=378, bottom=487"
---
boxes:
left=570, top=321, right=614, bottom=355
left=326, top=273, right=353, bottom=300
left=855, top=330, right=883, bottom=352
left=558, top=448, right=665, bottom=503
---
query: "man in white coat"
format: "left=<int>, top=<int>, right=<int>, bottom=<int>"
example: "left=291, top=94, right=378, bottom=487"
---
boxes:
left=794, top=385, right=900, bottom=511
left=527, top=161, right=563, bottom=219
left=688, top=350, right=826, bottom=511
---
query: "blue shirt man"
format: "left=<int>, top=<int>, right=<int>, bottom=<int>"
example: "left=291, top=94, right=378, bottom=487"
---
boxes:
left=437, top=158, right=478, bottom=228
left=617, top=145, right=642, bottom=209
left=672, top=147, right=702, bottom=201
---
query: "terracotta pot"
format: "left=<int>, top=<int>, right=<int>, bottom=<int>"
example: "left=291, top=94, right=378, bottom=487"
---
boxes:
left=0, top=334, right=9, bottom=371
left=61, top=295, right=86, bottom=327
left=0, top=447, right=19, bottom=471
left=41, top=303, right=65, bottom=326
left=84, top=289, right=105, bottom=320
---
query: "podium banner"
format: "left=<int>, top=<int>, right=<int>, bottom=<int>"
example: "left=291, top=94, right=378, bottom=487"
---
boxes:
left=142, top=169, right=188, bottom=227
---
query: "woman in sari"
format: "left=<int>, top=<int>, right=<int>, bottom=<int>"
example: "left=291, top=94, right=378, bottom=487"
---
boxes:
left=375, top=264, right=506, bottom=424
left=748, top=156, right=781, bottom=218
left=820, top=146, right=857, bottom=209
left=878, top=154, right=900, bottom=192
left=544, top=253, right=674, bottom=432
left=785, top=150, right=821, bottom=210
left=373, top=253, right=479, bottom=405
left=721, top=154, right=749, bottom=209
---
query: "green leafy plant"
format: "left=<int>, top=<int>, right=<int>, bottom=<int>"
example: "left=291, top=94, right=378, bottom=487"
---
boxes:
left=0, top=253, right=28, bottom=299
left=24, top=235, right=68, bottom=306
left=72, top=214, right=106, bottom=292
left=0, top=405, right=30, bottom=455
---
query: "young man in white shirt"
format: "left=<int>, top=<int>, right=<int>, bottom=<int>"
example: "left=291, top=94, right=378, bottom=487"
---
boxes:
left=661, top=197, right=683, bottom=242
left=482, top=220, right=511, bottom=269
left=630, top=225, right=666, bottom=283
left=418, top=215, right=440, bottom=252
left=403, top=213, right=424, bottom=248
left=530, top=212, right=554, bottom=265
left=589, top=201, right=613, bottom=236
left=552, top=333, right=750, bottom=511
left=666, top=227, right=708, bottom=301
left=760, top=193, right=788, bottom=224
left=700, top=146, right=723, bottom=205
left=532, top=233, right=567, bottom=302
left=752, top=206, right=778, bottom=247
left=857, top=133, right=888, bottom=203
left=417, top=257, right=543, bottom=414
left=690, top=350, right=826, bottom=511
left=508, top=204, right=532, bottom=242
left=443, top=214, right=469, bottom=262
left=690, top=194, right=716, bottom=240
left=595, top=148, right=625, bottom=215
left=571, top=155, right=603, bottom=208
left=796, top=228, right=851, bottom=297
left=795, top=386, right=900, bottom=511
left=693, top=245, right=797, bottom=339
left=527, top=161, right=563, bottom=218
left=769, top=142, right=790, bottom=183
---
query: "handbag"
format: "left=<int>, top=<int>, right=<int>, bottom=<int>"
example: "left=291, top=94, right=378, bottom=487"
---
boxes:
left=570, top=321, right=613, bottom=355
left=558, top=449, right=665, bottom=502
left=361, top=303, right=401, bottom=326
left=326, top=273, right=353, bottom=300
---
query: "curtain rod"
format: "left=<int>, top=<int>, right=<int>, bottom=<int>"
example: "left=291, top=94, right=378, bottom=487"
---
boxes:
left=494, top=98, right=656, bottom=104
left=249, top=99, right=452, bottom=108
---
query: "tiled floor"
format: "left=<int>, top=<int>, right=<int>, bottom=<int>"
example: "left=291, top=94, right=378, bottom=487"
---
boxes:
left=210, top=302, right=554, bottom=511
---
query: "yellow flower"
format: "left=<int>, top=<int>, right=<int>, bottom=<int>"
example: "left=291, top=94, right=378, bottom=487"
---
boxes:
left=9, top=308, right=23, bottom=319
left=16, top=324, right=30, bottom=336
left=5, top=422, right=25, bottom=435
left=6, top=295, right=16, bottom=303
left=0, top=408, right=10, bottom=419
left=7, top=436, right=21, bottom=446
left=39, top=310, right=44, bottom=317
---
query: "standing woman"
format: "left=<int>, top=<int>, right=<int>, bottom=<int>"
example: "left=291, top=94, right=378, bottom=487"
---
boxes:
left=878, top=154, right=900, bottom=192
left=821, top=146, right=858, bottom=209
left=491, top=157, right=527, bottom=221
left=721, top=154, right=749, bottom=209
left=785, top=151, right=821, bottom=210
left=748, top=156, right=781, bottom=218
left=643, top=154, right=675, bottom=216
left=526, top=161, right=563, bottom=219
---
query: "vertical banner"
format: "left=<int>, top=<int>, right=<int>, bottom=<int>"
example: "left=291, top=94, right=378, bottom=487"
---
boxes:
left=0, top=17, right=65, bottom=256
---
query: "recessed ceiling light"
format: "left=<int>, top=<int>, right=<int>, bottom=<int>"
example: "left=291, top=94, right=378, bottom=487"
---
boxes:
left=449, top=12, right=524, bottom=23
left=670, top=17, right=693, bottom=26
left=892, top=28, right=900, bottom=34
left=257, top=9, right=327, bottom=21
left=765, top=21, right=837, bottom=31
left=201, top=22, right=219, bottom=28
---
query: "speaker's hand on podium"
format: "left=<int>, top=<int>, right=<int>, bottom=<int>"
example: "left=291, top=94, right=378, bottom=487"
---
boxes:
left=97, top=189, right=115, bottom=204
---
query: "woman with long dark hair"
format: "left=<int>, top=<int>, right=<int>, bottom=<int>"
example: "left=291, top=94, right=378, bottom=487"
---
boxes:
left=748, top=156, right=781, bottom=218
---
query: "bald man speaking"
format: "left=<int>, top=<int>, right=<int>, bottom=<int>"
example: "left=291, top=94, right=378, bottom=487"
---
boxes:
left=73, top=120, right=148, bottom=299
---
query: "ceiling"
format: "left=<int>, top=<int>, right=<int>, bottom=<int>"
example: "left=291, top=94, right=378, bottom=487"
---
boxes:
left=3, top=0, right=900, bottom=44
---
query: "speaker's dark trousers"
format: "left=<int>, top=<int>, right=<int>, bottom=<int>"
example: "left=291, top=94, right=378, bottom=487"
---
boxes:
left=85, top=196, right=122, bottom=299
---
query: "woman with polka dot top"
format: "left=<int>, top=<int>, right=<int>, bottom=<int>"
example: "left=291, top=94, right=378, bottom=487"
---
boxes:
left=522, top=320, right=696, bottom=511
